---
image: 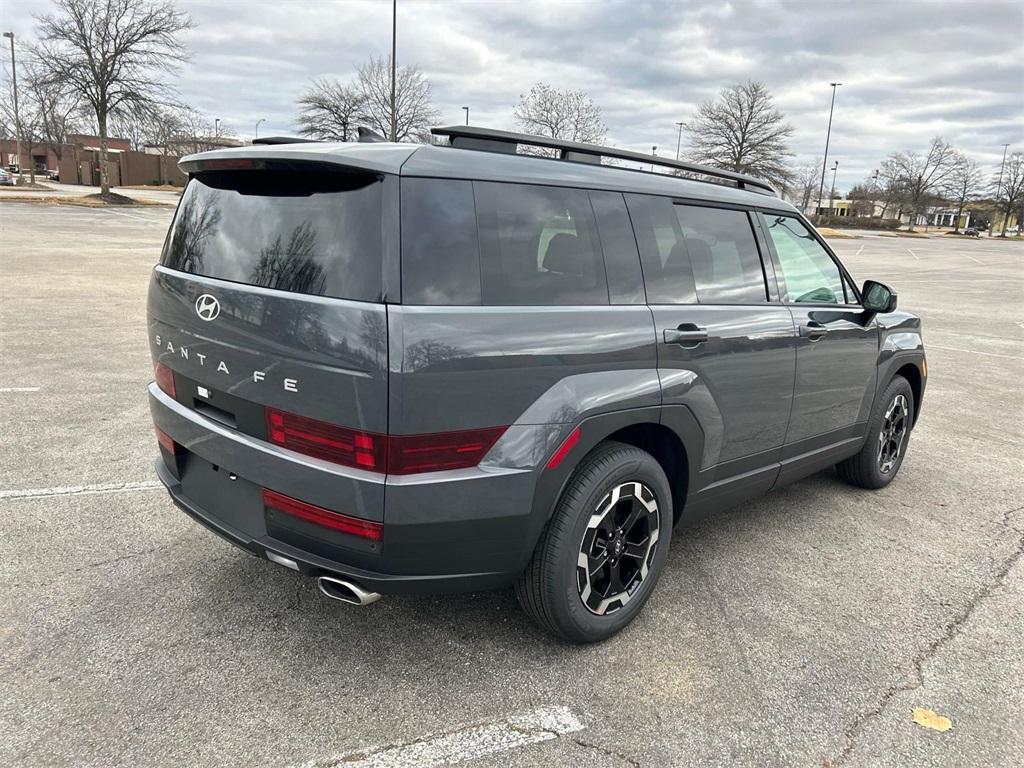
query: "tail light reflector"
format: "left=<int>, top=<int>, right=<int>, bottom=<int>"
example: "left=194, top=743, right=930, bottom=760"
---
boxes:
left=262, top=487, right=383, bottom=541
left=154, top=361, right=176, bottom=397
left=264, top=407, right=505, bottom=475
left=546, top=426, right=581, bottom=470
left=155, top=425, right=179, bottom=454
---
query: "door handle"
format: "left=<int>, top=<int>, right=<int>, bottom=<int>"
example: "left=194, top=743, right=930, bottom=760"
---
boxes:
left=799, top=322, right=828, bottom=341
left=663, top=325, right=709, bottom=347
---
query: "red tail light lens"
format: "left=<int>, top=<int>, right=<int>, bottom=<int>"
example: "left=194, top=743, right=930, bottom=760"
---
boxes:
left=265, top=408, right=386, bottom=470
left=154, top=361, right=176, bottom=397
left=264, top=407, right=505, bottom=475
left=387, top=427, right=506, bottom=474
left=262, top=487, right=383, bottom=541
left=155, top=425, right=179, bottom=454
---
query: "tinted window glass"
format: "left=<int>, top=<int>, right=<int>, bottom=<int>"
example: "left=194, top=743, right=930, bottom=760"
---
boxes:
left=624, top=193, right=696, bottom=305
left=764, top=215, right=845, bottom=304
left=162, top=170, right=382, bottom=300
left=675, top=205, right=767, bottom=304
left=401, top=178, right=481, bottom=305
left=475, top=182, right=608, bottom=305
left=590, top=190, right=645, bottom=304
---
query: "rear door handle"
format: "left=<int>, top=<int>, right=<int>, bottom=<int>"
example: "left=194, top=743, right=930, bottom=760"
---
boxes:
left=663, top=325, right=709, bottom=346
left=799, top=322, right=828, bottom=341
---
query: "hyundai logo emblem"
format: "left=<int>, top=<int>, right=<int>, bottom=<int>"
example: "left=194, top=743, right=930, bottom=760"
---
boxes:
left=195, top=294, right=220, bottom=321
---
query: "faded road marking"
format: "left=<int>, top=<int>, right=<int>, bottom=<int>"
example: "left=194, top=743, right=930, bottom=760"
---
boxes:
left=964, top=253, right=983, bottom=264
left=928, top=344, right=1020, bottom=360
left=0, top=480, right=162, bottom=500
left=297, top=706, right=585, bottom=768
left=906, top=248, right=919, bottom=260
left=856, top=244, right=865, bottom=255
left=0, top=387, right=40, bottom=392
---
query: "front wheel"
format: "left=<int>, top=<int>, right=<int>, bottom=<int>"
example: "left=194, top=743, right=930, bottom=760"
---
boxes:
left=515, top=441, right=672, bottom=643
left=837, top=375, right=915, bottom=489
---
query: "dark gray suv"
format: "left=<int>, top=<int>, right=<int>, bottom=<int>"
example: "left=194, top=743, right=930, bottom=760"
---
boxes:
left=148, top=127, right=926, bottom=642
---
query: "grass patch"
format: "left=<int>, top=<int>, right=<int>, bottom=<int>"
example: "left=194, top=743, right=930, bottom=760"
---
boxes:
left=0, top=194, right=172, bottom=207
left=816, top=227, right=858, bottom=239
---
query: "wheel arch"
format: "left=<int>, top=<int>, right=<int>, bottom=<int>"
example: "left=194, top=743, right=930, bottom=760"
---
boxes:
left=894, top=362, right=923, bottom=425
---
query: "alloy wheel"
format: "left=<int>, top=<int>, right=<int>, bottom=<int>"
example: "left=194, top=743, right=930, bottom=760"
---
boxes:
left=877, top=394, right=909, bottom=474
left=577, top=481, right=660, bottom=615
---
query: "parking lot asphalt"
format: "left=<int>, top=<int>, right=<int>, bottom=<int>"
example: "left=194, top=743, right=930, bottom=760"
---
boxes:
left=1, top=202, right=1021, bottom=768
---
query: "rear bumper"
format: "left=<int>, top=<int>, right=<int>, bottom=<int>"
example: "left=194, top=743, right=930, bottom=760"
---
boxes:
left=149, top=385, right=540, bottom=595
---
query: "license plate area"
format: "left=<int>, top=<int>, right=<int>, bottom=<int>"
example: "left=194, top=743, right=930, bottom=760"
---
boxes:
left=180, top=454, right=265, bottom=539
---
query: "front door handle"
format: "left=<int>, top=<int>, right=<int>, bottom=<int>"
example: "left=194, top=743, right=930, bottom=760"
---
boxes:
left=663, top=324, right=709, bottom=347
left=799, top=322, right=828, bottom=341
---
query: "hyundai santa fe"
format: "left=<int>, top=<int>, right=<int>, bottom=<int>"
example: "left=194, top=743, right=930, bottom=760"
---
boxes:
left=147, top=126, right=926, bottom=643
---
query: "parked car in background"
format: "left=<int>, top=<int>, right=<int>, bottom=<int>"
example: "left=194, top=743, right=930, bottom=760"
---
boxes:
left=0, top=168, right=14, bottom=186
left=963, top=227, right=980, bottom=237
left=147, top=127, right=927, bottom=643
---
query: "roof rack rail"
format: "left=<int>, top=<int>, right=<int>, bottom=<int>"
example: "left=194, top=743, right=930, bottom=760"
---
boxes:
left=430, top=125, right=777, bottom=196
left=251, top=136, right=317, bottom=145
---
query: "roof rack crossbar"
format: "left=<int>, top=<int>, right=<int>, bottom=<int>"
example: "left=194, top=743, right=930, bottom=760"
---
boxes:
left=431, top=126, right=777, bottom=196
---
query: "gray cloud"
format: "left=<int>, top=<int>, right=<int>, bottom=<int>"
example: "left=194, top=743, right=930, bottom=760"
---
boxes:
left=5, top=0, right=1023, bottom=191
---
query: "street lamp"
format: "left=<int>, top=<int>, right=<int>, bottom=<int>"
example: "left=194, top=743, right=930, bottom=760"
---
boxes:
left=255, top=118, right=265, bottom=139
left=214, top=118, right=221, bottom=138
left=995, top=142, right=1011, bottom=236
left=675, top=121, right=684, bottom=160
left=462, top=106, right=469, bottom=125
left=816, top=82, right=842, bottom=221
left=651, top=145, right=657, bottom=172
left=389, top=0, right=397, bottom=141
left=828, top=160, right=839, bottom=217
left=2, top=31, right=23, bottom=184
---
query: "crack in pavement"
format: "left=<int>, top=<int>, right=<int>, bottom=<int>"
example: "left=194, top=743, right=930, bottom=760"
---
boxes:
left=572, top=737, right=642, bottom=767
left=831, top=504, right=1024, bottom=765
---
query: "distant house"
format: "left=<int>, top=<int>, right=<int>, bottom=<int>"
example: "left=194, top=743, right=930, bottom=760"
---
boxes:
left=0, top=134, right=131, bottom=174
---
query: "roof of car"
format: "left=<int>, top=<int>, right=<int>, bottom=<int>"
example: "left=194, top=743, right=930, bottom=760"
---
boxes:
left=180, top=140, right=798, bottom=214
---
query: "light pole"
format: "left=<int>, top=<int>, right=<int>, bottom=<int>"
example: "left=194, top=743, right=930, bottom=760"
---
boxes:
left=871, top=169, right=879, bottom=216
left=828, top=160, right=838, bottom=217
left=214, top=118, right=221, bottom=138
left=462, top=106, right=469, bottom=125
left=994, top=142, right=1010, bottom=236
left=2, top=32, right=23, bottom=184
left=816, top=82, right=842, bottom=221
left=389, top=0, right=397, bottom=142
left=675, top=121, right=684, bottom=160
left=651, top=145, right=657, bottom=172
left=255, top=118, right=265, bottom=139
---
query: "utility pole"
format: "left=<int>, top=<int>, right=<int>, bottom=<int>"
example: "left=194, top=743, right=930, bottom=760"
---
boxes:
left=389, top=0, right=397, bottom=142
left=994, top=142, right=1010, bottom=236
left=675, top=121, right=684, bottom=160
left=255, top=118, right=265, bottom=140
left=2, top=32, right=23, bottom=185
left=816, top=82, right=842, bottom=222
left=462, top=106, right=469, bottom=125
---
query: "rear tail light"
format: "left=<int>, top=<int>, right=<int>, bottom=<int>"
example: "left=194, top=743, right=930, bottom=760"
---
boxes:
left=154, top=425, right=179, bottom=454
left=265, top=408, right=386, bottom=470
left=264, top=407, right=505, bottom=475
left=154, top=361, right=176, bottom=397
left=262, top=487, right=383, bottom=541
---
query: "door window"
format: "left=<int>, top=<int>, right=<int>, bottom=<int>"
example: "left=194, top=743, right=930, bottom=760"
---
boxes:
left=623, top=194, right=696, bottom=304
left=764, top=215, right=845, bottom=304
left=675, top=205, right=768, bottom=304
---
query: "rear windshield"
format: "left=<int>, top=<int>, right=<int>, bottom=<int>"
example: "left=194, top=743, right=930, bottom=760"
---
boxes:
left=161, top=170, right=383, bottom=301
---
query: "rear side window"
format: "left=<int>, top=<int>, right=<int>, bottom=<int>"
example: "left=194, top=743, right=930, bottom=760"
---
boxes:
left=162, top=170, right=383, bottom=301
left=624, top=193, right=696, bottom=305
left=675, top=205, right=767, bottom=304
left=475, top=182, right=609, bottom=305
left=401, top=178, right=481, bottom=304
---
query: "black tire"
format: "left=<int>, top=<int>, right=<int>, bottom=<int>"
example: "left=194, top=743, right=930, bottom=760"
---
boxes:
left=515, top=440, right=673, bottom=643
left=837, top=375, right=915, bottom=489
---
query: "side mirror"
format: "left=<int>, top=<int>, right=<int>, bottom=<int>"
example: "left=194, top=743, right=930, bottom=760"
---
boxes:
left=862, top=280, right=897, bottom=314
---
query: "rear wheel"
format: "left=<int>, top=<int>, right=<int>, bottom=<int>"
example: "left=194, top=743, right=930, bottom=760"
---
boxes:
left=837, top=375, right=915, bottom=489
left=515, top=441, right=672, bottom=643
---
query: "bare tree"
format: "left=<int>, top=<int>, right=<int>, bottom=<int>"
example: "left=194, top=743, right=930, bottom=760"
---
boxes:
left=792, top=159, right=822, bottom=213
left=513, top=83, right=607, bottom=151
left=877, top=137, right=958, bottom=231
left=944, top=154, right=984, bottom=232
left=356, top=56, right=437, bottom=143
left=683, top=80, right=794, bottom=191
left=32, top=0, right=192, bottom=195
left=992, top=151, right=1023, bottom=236
left=296, top=78, right=366, bottom=142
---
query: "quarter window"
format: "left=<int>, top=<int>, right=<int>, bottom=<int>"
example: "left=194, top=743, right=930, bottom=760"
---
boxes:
left=764, top=215, right=845, bottom=304
left=475, top=182, right=609, bottom=305
left=675, top=205, right=767, bottom=304
left=624, top=194, right=696, bottom=305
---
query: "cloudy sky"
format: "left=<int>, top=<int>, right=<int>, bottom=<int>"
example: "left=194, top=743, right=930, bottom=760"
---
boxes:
left=6, top=0, right=1024, bottom=190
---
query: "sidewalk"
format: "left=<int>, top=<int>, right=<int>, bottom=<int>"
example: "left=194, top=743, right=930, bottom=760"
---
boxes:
left=0, top=180, right=181, bottom=206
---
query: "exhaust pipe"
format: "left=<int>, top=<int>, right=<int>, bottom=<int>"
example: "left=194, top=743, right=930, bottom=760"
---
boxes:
left=317, top=576, right=381, bottom=606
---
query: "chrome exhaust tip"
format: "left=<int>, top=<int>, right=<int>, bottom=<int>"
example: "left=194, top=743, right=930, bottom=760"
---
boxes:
left=317, top=576, right=381, bottom=606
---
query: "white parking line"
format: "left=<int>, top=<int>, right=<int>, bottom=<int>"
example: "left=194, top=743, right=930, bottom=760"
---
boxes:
left=0, top=480, right=162, bottom=500
left=964, top=253, right=984, bottom=264
left=856, top=244, right=865, bottom=255
left=906, top=248, right=919, bottom=260
left=296, top=707, right=585, bottom=768
left=928, top=344, right=1021, bottom=360
left=0, top=387, right=40, bottom=392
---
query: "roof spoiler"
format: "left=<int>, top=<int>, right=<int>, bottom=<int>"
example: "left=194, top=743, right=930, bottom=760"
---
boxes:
left=251, top=136, right=318, bottom=145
